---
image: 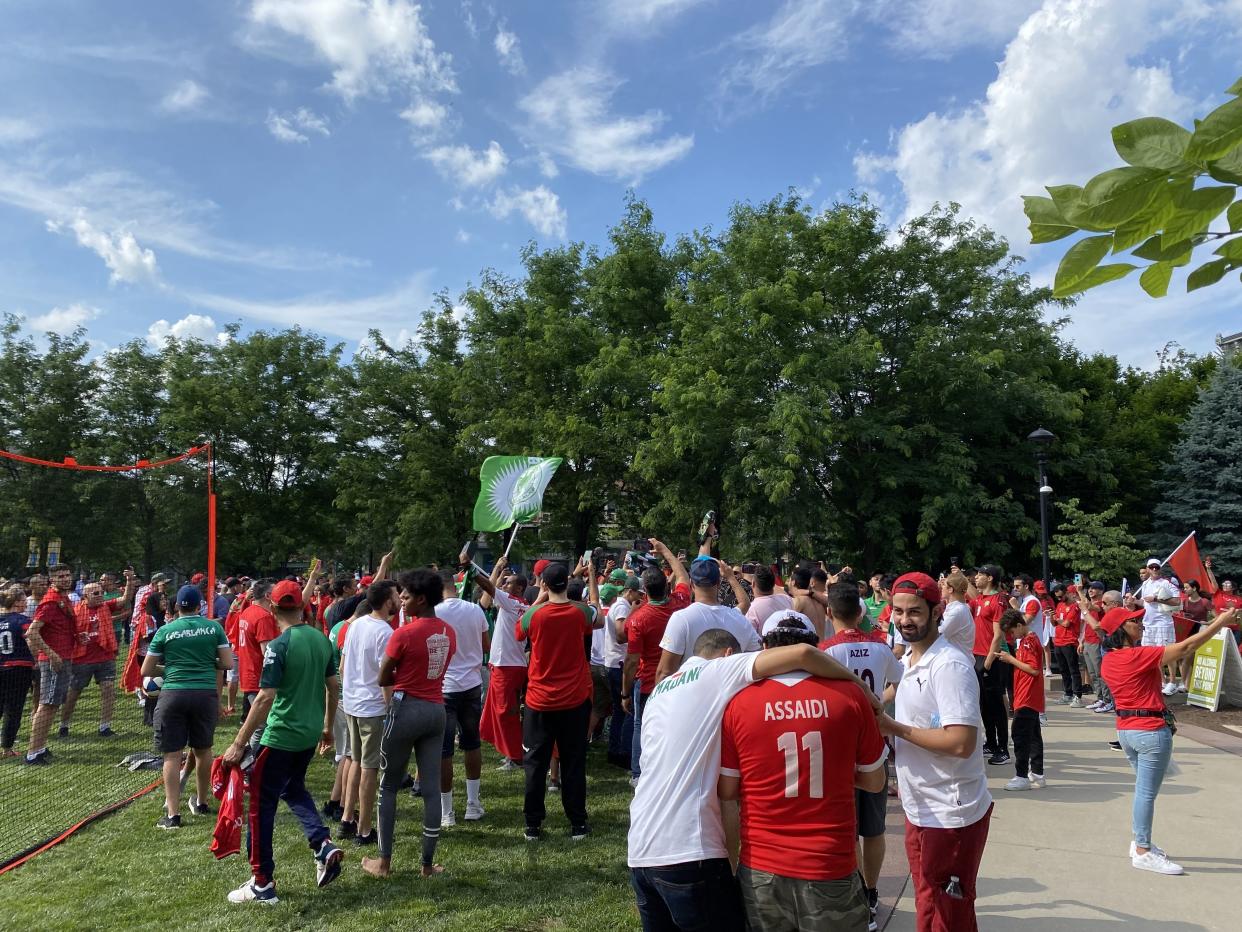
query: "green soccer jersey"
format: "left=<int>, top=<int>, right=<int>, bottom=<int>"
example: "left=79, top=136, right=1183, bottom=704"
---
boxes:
left=147, top=615, right=228, bottom=690
left=260, top=624, right=337, bottom=752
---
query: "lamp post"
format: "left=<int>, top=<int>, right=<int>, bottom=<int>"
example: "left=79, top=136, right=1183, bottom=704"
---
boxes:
left=1027, top=427, right=1056, bottom=592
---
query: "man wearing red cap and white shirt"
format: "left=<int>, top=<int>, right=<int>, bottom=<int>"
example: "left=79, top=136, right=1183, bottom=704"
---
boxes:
left=879, top=572, right=992, bottom=932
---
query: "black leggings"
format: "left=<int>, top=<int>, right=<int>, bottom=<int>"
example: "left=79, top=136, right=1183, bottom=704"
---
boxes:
left=1, top=666, right=34, bottom=749
left=1054, top=644, right=1082, bottom=698
left=1012, top=707, right=1044, bottom=777
left=974, top=657, right=1008, bottom=752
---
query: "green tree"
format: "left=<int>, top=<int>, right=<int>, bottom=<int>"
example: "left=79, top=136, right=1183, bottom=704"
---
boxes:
left=1152, top=359, right=1242, bottom=576
left=1022, top=76, right=1242, bottom=298
left=1048, top=497, right=1143, bottom=583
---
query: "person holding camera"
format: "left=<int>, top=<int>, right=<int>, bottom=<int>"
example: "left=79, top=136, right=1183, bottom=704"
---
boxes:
left=1099, top=603, right=1237, bottom=875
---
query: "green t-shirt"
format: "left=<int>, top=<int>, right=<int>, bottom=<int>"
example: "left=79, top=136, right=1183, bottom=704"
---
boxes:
left=260, top=624, right=337, bottom=752
left=863, top=595, right=886, bottom=623
left=147, top=615, right=228, bottom=691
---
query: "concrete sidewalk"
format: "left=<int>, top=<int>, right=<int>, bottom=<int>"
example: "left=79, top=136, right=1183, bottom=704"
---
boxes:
left=886, top=696, right=1242, bottom=931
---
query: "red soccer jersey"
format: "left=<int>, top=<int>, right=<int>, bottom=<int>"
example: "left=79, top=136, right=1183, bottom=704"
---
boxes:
left=971, top=593, right=1006, bottom=657
left=720, top=675, right=886, bottom=881
left=1052, top=602, right=1081, bottom=646
left=1101, top=646, right=1167, bottom=731
left=237, top=603, right=279, bottom=693
left=1012, top=633, right=1045, bottom=712
left=516, top=601, right=595, bottom=711
left=34, top=589, right=77, bottom=661
left=1214, top=592, right=1242, bottom=628
left=627, top=584, right=691, bottom=694
left=386, top=616, right=456, bottom=703
left=74, top=599, right=119, bottom=664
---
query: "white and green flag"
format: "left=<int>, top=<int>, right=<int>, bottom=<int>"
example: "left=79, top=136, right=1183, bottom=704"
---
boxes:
left=472, top=456, right=563, bottom=532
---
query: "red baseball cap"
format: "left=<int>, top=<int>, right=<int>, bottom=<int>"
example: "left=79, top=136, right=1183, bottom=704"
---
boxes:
left=1100, top=605, right=1144, bottom=635
left=1034, top=580, right=1048, bottom=593
left=1066, top=584, right=1079, bottom=595
left=533, top=559, right=550, bottom=579
left=191, top=572, right=206, bottom=584
left=359, top=575, right=374, bottom=588
left=270, top=579, right=303, bottom=610
left=891, top=572, right=941, bottom=607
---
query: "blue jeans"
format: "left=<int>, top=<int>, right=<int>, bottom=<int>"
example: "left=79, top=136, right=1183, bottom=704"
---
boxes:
left=1118, top=727, right=1173, bottom=850
left=247, top=745, right=330, bottom=887
left=631, top=680, right=651, bottom=779
left=630, top=859, right=746, bottom=932
left=606, top=665, right=633, bottom=759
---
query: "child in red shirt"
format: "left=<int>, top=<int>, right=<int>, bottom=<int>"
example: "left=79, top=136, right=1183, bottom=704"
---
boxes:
left=990, top=610, right=1045, bottom=791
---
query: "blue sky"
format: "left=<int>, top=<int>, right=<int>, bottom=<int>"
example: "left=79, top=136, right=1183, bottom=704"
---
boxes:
left=2, top=0, right=1240, bottom=367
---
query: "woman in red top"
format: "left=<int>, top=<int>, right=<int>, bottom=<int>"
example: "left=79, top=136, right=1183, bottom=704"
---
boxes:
left=1099, top=604, right=1235, bottom=876
left=362, top=569, right=456, bottom=881
left=1212, top=580, right=1242, bottom=644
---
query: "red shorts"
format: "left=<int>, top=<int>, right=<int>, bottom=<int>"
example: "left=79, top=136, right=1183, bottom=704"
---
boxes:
left=480, top=665, right=527, bottom=761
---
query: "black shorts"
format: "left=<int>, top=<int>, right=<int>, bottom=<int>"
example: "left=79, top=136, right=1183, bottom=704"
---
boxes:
left=855, top=784, right=888, bottom=838
left=153, top=689, right=218, bottom=752
left=442, top=685, right=483, bottom=757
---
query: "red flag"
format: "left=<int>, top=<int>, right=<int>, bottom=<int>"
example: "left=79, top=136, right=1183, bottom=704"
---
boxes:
left=1164, top=532, right=1217, bottom=595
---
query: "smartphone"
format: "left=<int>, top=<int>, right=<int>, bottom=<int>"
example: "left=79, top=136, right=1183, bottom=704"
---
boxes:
left=581, top=548, right=593, bottom=566
left=1074, top=573, right=1083, bottom=586
left=633, top=538, right=652, bottom=553
left=460, top=539, right=479, bottom=563
left=741, top=562, right=758, bottom=574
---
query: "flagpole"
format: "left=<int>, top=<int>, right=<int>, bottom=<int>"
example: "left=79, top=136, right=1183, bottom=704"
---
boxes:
left=499, top=524, right=520, bottom=564
left=1162, top=530, right=1196, bottom=565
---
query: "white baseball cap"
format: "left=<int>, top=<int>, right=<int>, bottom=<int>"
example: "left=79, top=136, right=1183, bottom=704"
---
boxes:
left=761, top=610, right=816, bottom=637
left=1145, top=558, right=1161, bottom=568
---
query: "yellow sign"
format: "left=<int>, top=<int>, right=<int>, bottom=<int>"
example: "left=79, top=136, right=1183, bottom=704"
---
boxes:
left=1187, top=633, right=1225, bottom=711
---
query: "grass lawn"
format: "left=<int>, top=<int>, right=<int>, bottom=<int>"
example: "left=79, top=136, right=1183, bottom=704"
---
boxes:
left=1, top=723, right=642, bottom=931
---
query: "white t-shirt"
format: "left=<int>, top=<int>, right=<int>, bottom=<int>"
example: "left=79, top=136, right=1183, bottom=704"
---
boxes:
left=1140, top=578, right=1176, bottom=628
left=822, top=630, right=903, bottom=699
left=489, top=590, right=529, bottom=668
left=627, top=652, right=758, bottom=867
left=1019, top=594, right=1046, bottom=644
left=604, top=596, right=631, bottom=669
left=744, top=593, right=794, bottom=633
left=434, top=598, right=488, bottom=693
left=893, top=637, right=992, bottom=829
left=590, top=624, right=607, bottom=666
left=939, top=600, right=976, bottom=655
left=340, top=614, right=393, bottom=718
left=660, top=602, right=762, bottom=663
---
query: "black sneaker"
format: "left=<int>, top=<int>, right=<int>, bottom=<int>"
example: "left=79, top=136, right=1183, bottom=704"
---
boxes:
left=1108, top=740, right=1123, bottom=751
left=400, top=772, right=416, bottom=790
left=23, top=751, right=51, bottom=766
left=570, top=824, right=590, bottom=841
left=987, top=751, right=1011, bottom=765
left=982, top=745, right=997, bottom=757
left=98, top=726, right=116, bottom=737
left=867, top=886, right=879, bottom=931
left=187, top=796, right=213, bottom=816
left=523, top=826, right=542, bottom=842
left=321, top=800, right=339, bottom=820
left=354, top=830, right=377, bottom=846
left=315, top=840, right=344, bottom=888
left=157, top=814, right=182, bottom=830
left=57, top=725, right=69, bottom=738
left=338, top=820, right=357, bottom=840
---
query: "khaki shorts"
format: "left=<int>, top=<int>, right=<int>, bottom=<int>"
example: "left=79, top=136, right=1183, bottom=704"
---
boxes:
left=590, top=664, right=611, bottom=717
left=347, top=713, right=386, bottom=769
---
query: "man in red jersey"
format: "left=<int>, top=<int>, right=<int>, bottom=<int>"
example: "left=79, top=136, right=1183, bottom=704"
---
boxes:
left=720, top=613, right=887, bottom=932
left=970, top=564, right=1008, bottom=765
left=1051, top=584, right=1084, bottom=706
left=24, top=566, right=78, bottom=765
left=59, top=572, right=137, bottom=737
left=237, top=580, right=278, bottom=746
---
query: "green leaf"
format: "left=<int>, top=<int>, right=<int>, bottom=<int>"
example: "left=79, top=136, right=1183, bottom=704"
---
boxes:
left=1206, top=147, right=1242, bottom=185
left=1076, top=167, right=1167, bottom=228
left=1053, top=234, right=1112, bottom=295
left=1139, top=262, right=1173, bottom=298
left=1161, top=185, right=1235, bottom=246
left=1053, top=263, right=1137, bottom=298
left=1112, top=182, right=1175, bottom=252
left=1132, top=234, right=1197, bottom=263
left=1112, top=117, right=1193, bottom=171
left=1214, top=237, right=1242, bottom=261
left=1186, top=258, right=1231, bottom=291
left=1227, top=78, right=1242, bottom=97
left=1022, top=195, right=1077, bottom=243
left=1229, top=201, right=1242, bottom=231
left=1185, top=96, right=1242, bottom=162
left=1046, top=184, right=1112, bottom=232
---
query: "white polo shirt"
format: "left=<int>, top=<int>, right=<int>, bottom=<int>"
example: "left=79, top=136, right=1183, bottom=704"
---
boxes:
left=627, top=652, right=758, bottom=867
left=659, top=602, right=761, bottom=664
left=939, top=600, right=976, bottom=656
left=435, top=597, right=488, bottom=693
left=604, top=596, right=631, bottom=669
left=489, top=590, right=529, bottom=668
left=893, top=636, right=992, bottom=829
left=340, top=614, right=393, bottom=718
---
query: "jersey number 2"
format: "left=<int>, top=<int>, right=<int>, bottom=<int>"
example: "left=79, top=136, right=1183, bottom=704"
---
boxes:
left=777, top=731, right=823, bottom=798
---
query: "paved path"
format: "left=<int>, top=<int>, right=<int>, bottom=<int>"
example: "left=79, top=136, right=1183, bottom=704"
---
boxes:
left=886, top=693, right=1242, bottom=931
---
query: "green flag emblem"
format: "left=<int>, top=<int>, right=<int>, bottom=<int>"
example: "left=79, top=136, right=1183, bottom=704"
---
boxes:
left=472, top=456, right=563, bottom=532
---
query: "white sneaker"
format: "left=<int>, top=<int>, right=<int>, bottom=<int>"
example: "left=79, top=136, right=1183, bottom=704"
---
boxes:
left=1029, top=772, right=1046, bottom=788
left=1132, top=850, right=1183, bottom=875
left=441, top=810, right=456, bottom=828
left=464, top=801, right=485, bottom=822
left=495, top=758, right=519, bottom=772
left=1176, top=683, right=1188, bottom=694
left=1070, top=697, right=1083, bottom=708
left=1038, top=713, right=1048, bottom=725
left=1004, top=776, right=1032, bottom=791
left=1161, top=682, right=1178, bottom=696
left=227, top=879, right=279, bottom=905
left=1130, top=840, right=1166, bottom=858
left=1087, top=700, right=1104, bottom=711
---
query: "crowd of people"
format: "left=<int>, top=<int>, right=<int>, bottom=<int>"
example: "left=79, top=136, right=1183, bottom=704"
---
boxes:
left=1, top=535, right=1239, bottom=931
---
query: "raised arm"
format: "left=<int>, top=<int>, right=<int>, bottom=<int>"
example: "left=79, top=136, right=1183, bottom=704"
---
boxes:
left=720, top=561, right=751, bottom=615
left=1164, top=609, right=1234, bottom=664
left=373, top=550, right=394, bottom=583
left=301, top=558, right=321, bottom=606
left=649, top=538, right=689, bottom=592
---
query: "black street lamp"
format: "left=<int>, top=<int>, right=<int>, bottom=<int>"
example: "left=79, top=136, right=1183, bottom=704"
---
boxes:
left=1027, top=427, right=1056, bottom=591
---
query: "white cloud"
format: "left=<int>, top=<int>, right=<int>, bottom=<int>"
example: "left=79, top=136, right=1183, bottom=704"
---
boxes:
left=602, top=0, right=710, bottom=29
left=520, top=69, right=693, bottom=182
left=266, top=107, right=331, bottom=143
left=0, top=117, right=41, bottom=146
left=488, top=186, right=568, bottom=239
left=456, top=229, right=471, bottom=244
left=29, top=303, right=101, bottom=333
left=854, top=0, right=1199, bottom=249
left=425, top=141, right=508, bottom=187
left=159, top=79, right=208, bottom=113
left=146, top=314, right=229, bottom=347
left=719, top=0, right=850, bottom=105
left=875, top=0, right=1043, bottom=56
left=493, top=25, right=525, bottom=75
left=400, top=98, right=449, bottom=132
left=47, top=214, right=159, bottom=284
left=247, top=0, right=455, bottom=102
left=536, top=152, right=559, bottom=178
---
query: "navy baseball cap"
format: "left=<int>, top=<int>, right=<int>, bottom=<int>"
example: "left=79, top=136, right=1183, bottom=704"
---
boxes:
left=175, top=584, right=202, bottom=610
left=689, top=556, right=721, bottom=587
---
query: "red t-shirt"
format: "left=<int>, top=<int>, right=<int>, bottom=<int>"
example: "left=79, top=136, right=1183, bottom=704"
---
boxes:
left=1082, top=600, right=1103, bottom=645
left=386, top=616, right=456, bottom=703
left=1012, top=632, right=1045, bottom=712
left=1181, top=598, right=1210, bottom=626
left=34, top=589, right=77, bottom=661
left=720, top=675, right=886, bottom=881
left=516, top=601, right=596, bottom=711
left=626, top=584, right=691, bottom=694
left=971, top=593, right=1005, bottom=657
left=1213, top=592, right=1242, bottom=628
left=1101, top=646, right=1167, bottom=731
left=74, top=599, right=120, bottom=664
left=224, top=595, right=247, bottom=649
left=1052, top=602, right=1081, bottom=647
left=237, top=603, right=279, bottom=692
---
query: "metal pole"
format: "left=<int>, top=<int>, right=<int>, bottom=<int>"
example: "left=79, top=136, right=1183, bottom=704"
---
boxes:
left=1037, top=452, right=1051, bottom=591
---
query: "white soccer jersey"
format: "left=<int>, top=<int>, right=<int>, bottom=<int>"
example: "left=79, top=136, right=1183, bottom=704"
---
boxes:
left=821, top=628, right=902, bottom=699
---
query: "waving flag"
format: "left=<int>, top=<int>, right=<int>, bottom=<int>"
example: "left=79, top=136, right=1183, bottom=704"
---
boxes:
left=472, top=456, right=563, bottom=532
left=1164, top=531, right=1217, bottom=594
